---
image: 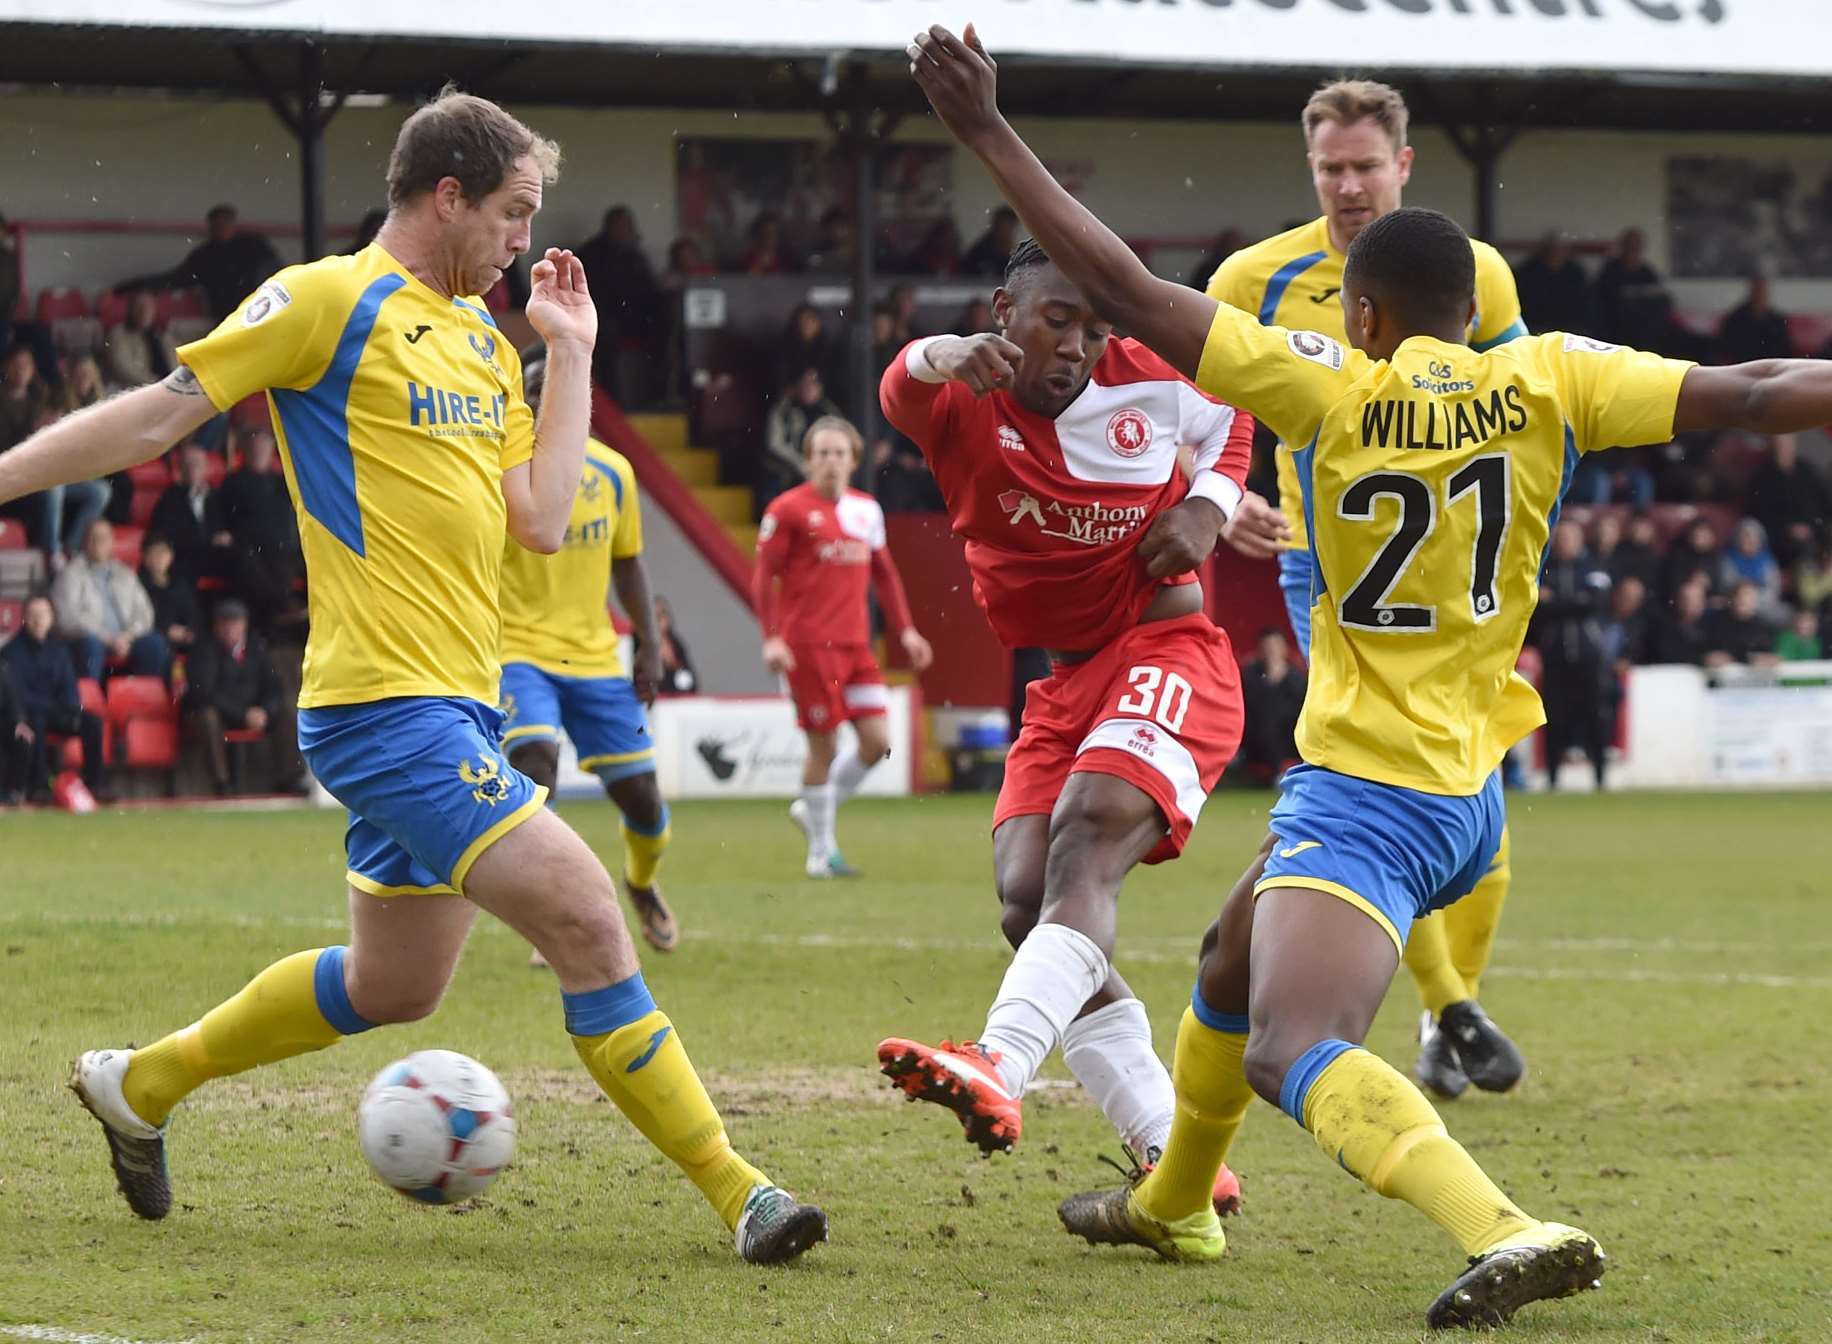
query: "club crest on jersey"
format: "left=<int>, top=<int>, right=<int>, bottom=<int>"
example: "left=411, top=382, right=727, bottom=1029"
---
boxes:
left=241, top=280, right=292, bottom=327
left=1106, top=408, right=1153, bottom=459
left=469, top=331, right=497, bottom=363
left=998, top=424, right=1027, bottom=453
left=808, top=510, right=824, bottom=527
left=1288, top=330, right=1345, bottom=370
left=458, top=754, right=513, bottom=805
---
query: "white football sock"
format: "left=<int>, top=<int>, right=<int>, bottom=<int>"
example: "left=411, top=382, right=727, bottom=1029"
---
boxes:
left=829, top=747, right=874, bottom=807
left=1060, top=997, right=1176, bottom=1159
left=978, top=922, right=1110, bottom=1098
left=800, top=783, right=835, bottom=858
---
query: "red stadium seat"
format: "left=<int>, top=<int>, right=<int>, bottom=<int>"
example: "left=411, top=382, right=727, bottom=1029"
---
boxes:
left=111, top=524, right=145, bottom=570
left=0, top=600, right=21, bottom=638
left=232, top=396, right=272, bottom=432
left=127, top=459, right=174, bottom=490
left=158, top=288, right=208, bottom=322
left=104, top=676, right=172, bottom=731
left=130, top=488, right=162, bottom=528
left=35, top=287, right=90, bottom=324
left=95, top=290, right=131, bottom=328
left=77, top=677, right=106, bottom=717
left=1786, top=313, right=1832, bottom=358
left=123, top=717, right=180, bottom=772
left=0, top=518, right=27, bottom=550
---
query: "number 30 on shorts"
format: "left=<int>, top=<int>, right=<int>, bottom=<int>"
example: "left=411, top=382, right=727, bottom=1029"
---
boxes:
left=1116, top=665, right=1192, bottom=733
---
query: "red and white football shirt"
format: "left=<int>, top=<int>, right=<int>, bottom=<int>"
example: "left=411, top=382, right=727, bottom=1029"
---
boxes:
left=753, top=483, right=914, bottom=650
left=880, top=336, right=1253, bottom=653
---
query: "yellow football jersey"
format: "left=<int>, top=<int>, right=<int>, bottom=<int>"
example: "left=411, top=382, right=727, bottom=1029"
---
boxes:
left=179, top=244, right=534, bottom=709
left=1208, top=216, right=1526, bottom=549
left=499, top=440, right=642, bottom=678
left=1196, top=310, right=1692, bottom=795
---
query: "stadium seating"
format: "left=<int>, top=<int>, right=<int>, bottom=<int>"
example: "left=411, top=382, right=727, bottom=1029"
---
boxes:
left=111, top=524, right=146, bottom=570
left=102, top=675, right=179, bottom=792
left=0, top=599, right=20, bottom=639
left=0, top=518, right=28, bottom=550
left=0, top=550, right=46, bottom=600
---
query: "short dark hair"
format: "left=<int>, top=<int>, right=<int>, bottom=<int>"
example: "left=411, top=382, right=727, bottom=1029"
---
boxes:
left=1004, top=236, right=1051, bottom=290
left=1342, top=207, right=1474, bottom=330
left=386, top=85, right=561, bottom=209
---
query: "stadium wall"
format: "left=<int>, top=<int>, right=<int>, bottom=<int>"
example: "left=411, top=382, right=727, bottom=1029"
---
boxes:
left=8, top=91, right=1832, bottom=312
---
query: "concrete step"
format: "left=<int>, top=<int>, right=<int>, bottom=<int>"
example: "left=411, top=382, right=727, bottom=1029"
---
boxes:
left=626, top=412, right=688, bottom=454
left=658, top=447, right=719, bottom=487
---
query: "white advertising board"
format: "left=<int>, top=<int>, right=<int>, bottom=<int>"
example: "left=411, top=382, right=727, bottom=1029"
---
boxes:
left=552, top=688, right=914, bottom=800
left=1618, top=661, right=1832, bottom=788
left=8, top=0, right=1826, bottom=80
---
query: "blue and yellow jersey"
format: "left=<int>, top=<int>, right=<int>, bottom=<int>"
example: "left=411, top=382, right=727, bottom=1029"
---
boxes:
left=1208, top=216, right=1525, bottom=549
left=1195, top=311, right=1691, bottom=795
left=498, top=440, right=642, bottom=679
left=179, top=244, right=533, bottom=709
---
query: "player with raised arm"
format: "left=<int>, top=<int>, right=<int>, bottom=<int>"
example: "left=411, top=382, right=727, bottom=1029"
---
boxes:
left=6, top=88, right=823, bottom=1264
left=1211, top=78, right=1527, bottom=1102
left=874, top=237, right=1283, bottom=1213
left=908, top=24, right=1832, bottom=1326
left=499, top=356, right=680, bottom=964
left=753, top=416, right=934, bottom=878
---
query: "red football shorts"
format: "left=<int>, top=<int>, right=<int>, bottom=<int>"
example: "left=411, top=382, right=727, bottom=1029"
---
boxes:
left=785, top=642, right=888, bottom=731
left=994, top=613, right=1244, bottom=863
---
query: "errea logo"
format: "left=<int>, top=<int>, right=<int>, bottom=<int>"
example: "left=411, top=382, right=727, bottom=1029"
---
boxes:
left=998, top=424, right=1027, bottom=453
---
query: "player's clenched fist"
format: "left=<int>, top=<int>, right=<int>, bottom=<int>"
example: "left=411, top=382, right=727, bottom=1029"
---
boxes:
left=1138, top=497, right=1227, bottom=580
left=920, top=333, right=1024, bottom=397
left=762, top=636, right=795, bottom=675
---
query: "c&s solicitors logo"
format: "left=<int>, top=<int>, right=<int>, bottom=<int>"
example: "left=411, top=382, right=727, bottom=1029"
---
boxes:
left=1064, top=0, right=1725, bottom=23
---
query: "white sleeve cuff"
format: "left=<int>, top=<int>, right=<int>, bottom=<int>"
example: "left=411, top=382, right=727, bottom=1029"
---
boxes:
left=904, top=336, right=952, bottom=384
left=1187, top=469, right=1243, bottom=521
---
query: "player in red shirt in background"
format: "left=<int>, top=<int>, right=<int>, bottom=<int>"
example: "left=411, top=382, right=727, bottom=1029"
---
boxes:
left=753, top=416, right=934, bottom=878
left=874, top=238, right=1286, bottom=1213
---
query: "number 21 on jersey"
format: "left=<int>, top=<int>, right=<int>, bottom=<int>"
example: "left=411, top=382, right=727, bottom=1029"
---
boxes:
left=1335, top=453, right=1511, bottom=633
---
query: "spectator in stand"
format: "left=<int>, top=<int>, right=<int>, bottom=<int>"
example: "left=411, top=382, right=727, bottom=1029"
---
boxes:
left=777, top=304, right=843, bottom=397
left=1719, top=518, right=1785, bottom=623
left=949, top=297, right=996, bottom=336
left=960, top=206, right=1021, bottom=277
left=52, top=518, right=170, bottom=682
left=1747, top=432, right=1831, bottom=567
left=148, top=439, right=223, bottom=583
left=664, top=236, right=715, bottom=283
left=873, top=433, right=943, bottom=513
left=656, top=238, right=716, bottom=409
left=1706, top=580, right=1778, bottom=667
left=0, top=341, right=51, bottom=448
left=1569, top=441, right=1654, bottom=505
left=886, top=282, right=924, bottom=344
left=138, top=534, right=201, bottom=659
left=183, top=598, right=286, bottom=795
left=900, top=216, right=961, bottom=277
left=102, top=290, right=177, bottom=389
left=762, top=368, right=841, bottom=503
left=348, top=209, right=387, bottom=253
left=0, top=593, right=108, bottom=802
left=1185, top=228, right=1246, bottom=292
left=738, top=211, right=798, bottom=275
left=1777, top=608, right=1822, bottom=662
left=1590, top=512, right=1625, bottom=576
left=216, top=428, right=305, bottom=636
left=60, top=352, right=115, bottom=414
left=1514, top=231, right=1600, bottom=338
left=643, top=595, right=699, bottom=695
left=1649, top=575, right=1713, bottom=665
left=1608, top=512, right=1663, bottom=592
left=576, top=205, right=662, bottom=405
left=118, top=203, right=282, bottom=323
left=1659, top=518, right=1722, bottom=605
left=869, top=303, right=903, bottom=378
left=805, top=208, right=858, bottom=274
left=1795, top=535, right=1832, bottom=618
left=1239, top=627, right=1306, bottom=782
left=1534, top=519, right=1612, bottom=789
left=1714, top=274, right=1793, bottom=366
left=0, top=655, right=28, bottom=805
left=1598, top=575, right=1652, bottom=672
left=1596, top=226, right=1675, bottom=353
left=0, top=213, right=18, bottom=354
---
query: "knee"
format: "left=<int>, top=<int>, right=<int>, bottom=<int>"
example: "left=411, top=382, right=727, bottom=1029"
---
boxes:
left=346, top=972, right=449, bottom=1026
left=997, top=887, right=1043, bottom=950
left=856, top=726, right=889, bottom=766
left=1242, top=1033, right=1300, bottom=1108
left=617, top=777, right=666, bottom=831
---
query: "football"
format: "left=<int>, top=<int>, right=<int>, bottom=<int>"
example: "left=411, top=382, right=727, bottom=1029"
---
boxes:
left=357, top=1050, right=516, bottom=1205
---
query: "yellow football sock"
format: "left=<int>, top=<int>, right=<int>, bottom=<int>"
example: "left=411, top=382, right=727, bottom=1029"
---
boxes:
left=1136, top=1001, right=1254, bottom=1223
left=123, top=947, right=366, bottom=1127
left=1299, top=1044, right=1534, bottom=1256
left=1447, top=827, right=1511, bottom=999
left=621, top=806, right=672, bottom=891
left=569, top=982, right=764, bottom=1230
left=1402, top=912, right=1468, bottom=1018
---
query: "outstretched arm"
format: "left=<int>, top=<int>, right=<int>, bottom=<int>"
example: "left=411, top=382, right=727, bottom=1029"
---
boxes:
left=0, top=368, right=218, bottom=506
left=1675, top=360, right=1832, bottom=436
left=907, top=25, right=1216, bottom=378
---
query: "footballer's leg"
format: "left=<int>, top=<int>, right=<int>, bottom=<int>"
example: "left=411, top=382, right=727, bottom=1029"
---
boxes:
left=823, top=707, right=889, bottom=876
left=605, top=769, right=678, bottom=953
left=997, top=816, right=1241, bottom=1216
left=1435, top=829, right=1525, bottom=1094
left=507, top=739, right=564, bottom=969
left=791, top=727, right=839, bottom=878
left=465, top=806, right=826, bottom=1263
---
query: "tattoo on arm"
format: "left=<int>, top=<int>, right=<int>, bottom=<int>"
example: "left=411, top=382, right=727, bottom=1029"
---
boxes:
left=163, top=366, right=205, bottom=396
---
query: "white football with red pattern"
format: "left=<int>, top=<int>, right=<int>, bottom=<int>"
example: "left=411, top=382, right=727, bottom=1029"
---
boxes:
left=358, top=1049, right=515, bottom=1204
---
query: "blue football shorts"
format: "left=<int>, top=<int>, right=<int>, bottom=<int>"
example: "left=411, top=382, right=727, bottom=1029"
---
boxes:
left=1254, top=763, right=1505, bottom=955
left=497, top=662, right=656, bottom=784
left=298, top=695, right=546, bottom=897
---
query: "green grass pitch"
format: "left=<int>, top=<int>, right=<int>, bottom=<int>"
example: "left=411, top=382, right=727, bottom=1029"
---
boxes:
left=1, top=791, right=1828, bottom=1342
